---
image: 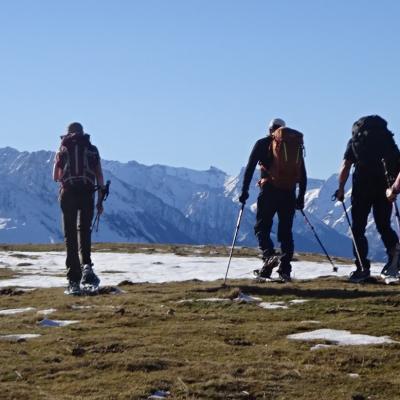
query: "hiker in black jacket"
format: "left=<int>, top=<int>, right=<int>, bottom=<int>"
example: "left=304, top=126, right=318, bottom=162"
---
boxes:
left=335, top=115, right=400, bottom=283
left=239, top=118, right=307, bottom=281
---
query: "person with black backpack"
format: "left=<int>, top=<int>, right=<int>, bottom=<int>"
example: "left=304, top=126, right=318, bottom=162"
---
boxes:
left=239, top=118, right=307, bottom=282
left=334, top=115, right=400, bottom=283
left=53, top=122, right=105, bottom=295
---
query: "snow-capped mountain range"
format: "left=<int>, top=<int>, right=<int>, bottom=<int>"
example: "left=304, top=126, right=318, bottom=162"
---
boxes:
left=0, top=146, right=392, bottom=260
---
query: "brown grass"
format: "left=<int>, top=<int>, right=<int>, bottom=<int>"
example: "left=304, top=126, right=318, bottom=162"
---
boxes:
left=1, top=276, right=400, bottom=399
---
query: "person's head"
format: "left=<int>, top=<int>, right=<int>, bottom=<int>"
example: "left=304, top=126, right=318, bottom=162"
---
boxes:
left=67, top=122, right=84, bottom=135
left=268, top=118, right=286, bottom=134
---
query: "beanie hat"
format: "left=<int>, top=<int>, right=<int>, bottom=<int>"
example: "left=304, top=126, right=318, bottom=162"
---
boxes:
left=67, top=122, right=84, bottom=135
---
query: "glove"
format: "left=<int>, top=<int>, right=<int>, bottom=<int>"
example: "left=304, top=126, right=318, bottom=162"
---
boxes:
left=334, top=188, right=345, bottom=202
left=295, top=195, right=304, bottom=210
left=239, top=191, right=249, bottom=205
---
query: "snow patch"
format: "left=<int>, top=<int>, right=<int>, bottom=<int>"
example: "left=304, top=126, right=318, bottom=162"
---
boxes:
left=70, top=305, right=93, bottom=310
left=177, top=298, right=230, bottom=304
left=38, top=319, right=79, bottom=327
left=289, top=299, right=309, bottom=304
left=0, top=251, right=363, bottom=288
left=234, top=293, right=262, bottom=303
left=0, top=334, right=41, bottom=341
left=148, top=390, right=170, bottom=399
left=258, top=302, right=288, bottom=310
left=288, top=329, right=398, bottom=346
left=37, top=309, right=57, bottom=316
left=0, top=307, right=35, bottom=315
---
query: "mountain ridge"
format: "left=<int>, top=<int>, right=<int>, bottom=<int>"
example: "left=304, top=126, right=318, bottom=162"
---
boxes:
left=0, top=146, right=388, bottom=261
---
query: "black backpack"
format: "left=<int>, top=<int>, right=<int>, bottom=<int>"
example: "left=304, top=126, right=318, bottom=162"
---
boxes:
left=351, top=115, right=399, bottom=175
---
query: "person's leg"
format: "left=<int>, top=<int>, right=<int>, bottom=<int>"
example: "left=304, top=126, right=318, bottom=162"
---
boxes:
left=373, top=189, right=399, bottom=275
left=60, top=190, right=81, bottom=283
left=78, top=191, right=95, bottom=266
left=351, top=191, right=372, bottom=271
left=254, top=184, right=277, bottom=259
left=373, top=192, right=398, bottom=252
left=276, top=190, right=296, bottom=275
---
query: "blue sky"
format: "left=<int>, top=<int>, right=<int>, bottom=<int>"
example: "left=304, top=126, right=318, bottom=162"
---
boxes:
left=1, top=0, right=399, bottom=179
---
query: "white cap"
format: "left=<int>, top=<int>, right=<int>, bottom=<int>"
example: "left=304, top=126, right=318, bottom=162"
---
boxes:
left=268, top=118, right=286, bottom=129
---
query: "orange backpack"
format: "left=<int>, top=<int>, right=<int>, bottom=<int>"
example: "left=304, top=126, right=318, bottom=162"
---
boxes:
left=266, top=127, right=304, bottom=190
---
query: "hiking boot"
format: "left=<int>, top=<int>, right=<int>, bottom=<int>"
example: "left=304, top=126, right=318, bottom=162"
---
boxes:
left=381, top=243, right=400, bottom=279
left=81, top=264, right=100, bottom=288
left=254, top=256, right=280, bottom=279
left=277, top=271, right=292, bottom=282
left=349, top=269, right=370, bottom=283
left=277, top=261, right=292, bottom=282
left=64, top=281, right=81, bottom=296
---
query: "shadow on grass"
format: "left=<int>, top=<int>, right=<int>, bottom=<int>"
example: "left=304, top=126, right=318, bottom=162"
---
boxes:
left=191, top=279, right=400, bottom=300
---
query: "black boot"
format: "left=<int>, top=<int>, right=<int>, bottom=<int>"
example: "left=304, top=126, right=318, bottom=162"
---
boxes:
left=349, top=259, right=370, bottom=283
left=381, top=243, right=400, bottom=281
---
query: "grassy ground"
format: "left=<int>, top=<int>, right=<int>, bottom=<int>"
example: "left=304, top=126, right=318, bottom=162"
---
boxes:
left=1, top=274, right=400, bottom=400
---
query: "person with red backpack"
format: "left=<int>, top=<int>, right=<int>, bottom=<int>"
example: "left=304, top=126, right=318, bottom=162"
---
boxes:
left=334, top=115, right=400, bottom=283
left=239, top=118, right=307, bottom=281
left=53, top=122, right=105, bottom=295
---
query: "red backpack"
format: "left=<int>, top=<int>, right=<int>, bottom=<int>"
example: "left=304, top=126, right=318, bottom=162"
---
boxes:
left=57, top=133, right=99, bottom=189
left=266, top=127, right=304, bottom=190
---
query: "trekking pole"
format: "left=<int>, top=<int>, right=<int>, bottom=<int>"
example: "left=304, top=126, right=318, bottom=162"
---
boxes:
left=332, top=192, right=364, bottom=270
left=91, top=180, right=111, bottom=232
left=223, top=203, right=245, bottom=286
left=381, top=158, right=400, bottom=233
left=299, top=209, right=338, bottom=272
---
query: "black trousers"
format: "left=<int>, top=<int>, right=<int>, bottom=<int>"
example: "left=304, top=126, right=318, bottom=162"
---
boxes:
left=351, top=176, right=398, bottom=268
left=60, top=188, right=94, bottom=283
left=254, top=183, right=296, bottom=272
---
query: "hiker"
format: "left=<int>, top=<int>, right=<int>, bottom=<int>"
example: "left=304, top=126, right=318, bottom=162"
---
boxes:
left=334, top=115, right=400, bottom=283
left=53, top=122, right=105, bottom=295
left=239, top=118, right=307, bottom=281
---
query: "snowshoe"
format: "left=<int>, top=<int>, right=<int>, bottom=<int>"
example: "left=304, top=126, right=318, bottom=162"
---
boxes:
left=64, top=281, right=81, bottom=296
left=253, top=256, right=280, bottom=281
left=81, top=264, right=100, bottom=294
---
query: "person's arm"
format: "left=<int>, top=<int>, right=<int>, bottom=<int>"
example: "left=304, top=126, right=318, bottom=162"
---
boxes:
left=239, top=140, right=262, bottom=204
left=386, top=171, right=400, bottom=202
left=95, top=160, right=104, bottom=187
left=296, top=161, right=307, bottom=209
left=52, top=152, right=62, bottom=182
left=336, top=159, right=352, bottom=201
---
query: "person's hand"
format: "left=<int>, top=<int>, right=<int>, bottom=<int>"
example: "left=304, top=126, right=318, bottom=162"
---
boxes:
left=96, top=202, right=104, bottom=215
left=295, top=195, right=304, bottom=210
left=334, top=188, right=345, bottom=202
left=386, top=188, right=397, bottom=202
left=239, top=191, right=249, bottom=205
